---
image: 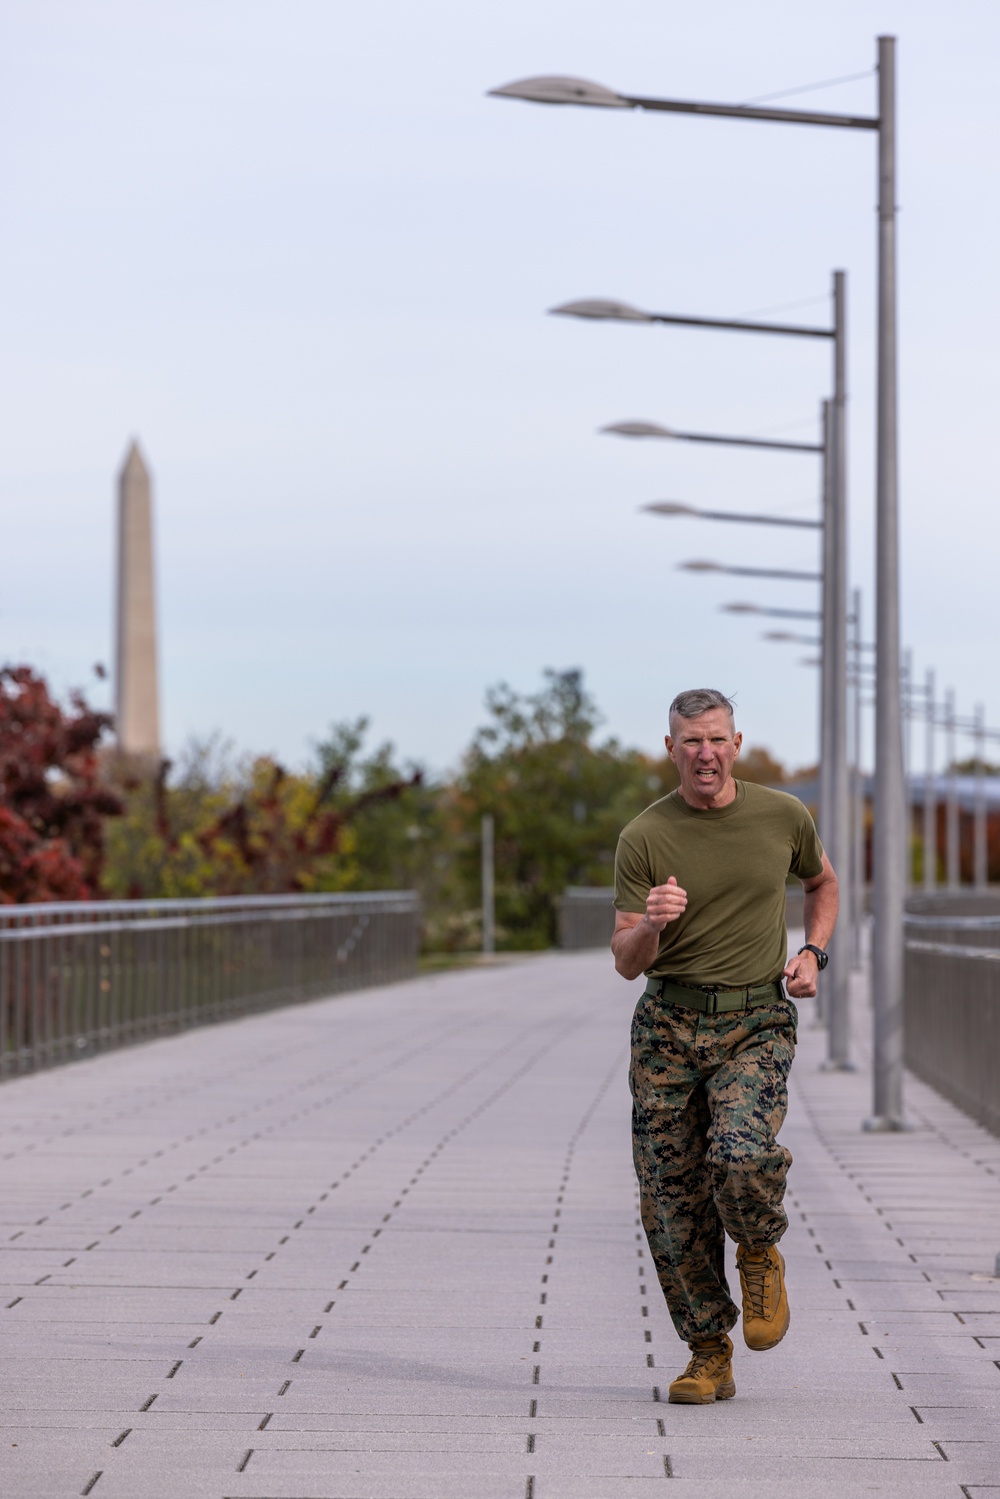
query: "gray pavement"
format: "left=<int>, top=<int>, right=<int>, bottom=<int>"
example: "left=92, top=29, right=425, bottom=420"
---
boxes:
left=1, top=947, right=1000, bottom=1498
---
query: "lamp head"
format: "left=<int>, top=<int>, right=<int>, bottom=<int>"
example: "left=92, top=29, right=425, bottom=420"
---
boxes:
left=550, top=299, right=653, bottom=322
left=601, top=421, right=675, bottom=438
left=487, top=76, right=629, bottom=108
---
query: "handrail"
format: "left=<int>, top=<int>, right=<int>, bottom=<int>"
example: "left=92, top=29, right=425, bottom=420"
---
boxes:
left=0, top=891, right=420, bottom=1080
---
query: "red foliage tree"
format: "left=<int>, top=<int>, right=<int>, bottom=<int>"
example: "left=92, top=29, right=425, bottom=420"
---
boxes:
left=0, top=666, right=122, bottom=903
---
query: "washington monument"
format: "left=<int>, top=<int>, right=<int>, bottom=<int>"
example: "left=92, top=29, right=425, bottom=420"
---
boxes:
left=115, top=441, right=161, bottom=759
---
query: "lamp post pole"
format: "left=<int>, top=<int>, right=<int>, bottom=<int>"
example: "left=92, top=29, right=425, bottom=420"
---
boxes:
left=923, top=669, right=936, bottom=892
left=974, top=705, right=988, bottom=890
left=867, top=35, right=907, bottom=1128
left=946, top=689, right=960, bottom=890
left=851, top=589, right=865, bottom=968
left=823, top=345, right=852, bottom=1067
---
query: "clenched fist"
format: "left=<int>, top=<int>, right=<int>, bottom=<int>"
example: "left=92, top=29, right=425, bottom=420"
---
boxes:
left=645, top=876, right=688, bottom=931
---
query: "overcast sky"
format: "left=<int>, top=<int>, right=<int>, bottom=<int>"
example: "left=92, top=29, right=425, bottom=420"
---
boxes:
left=2, top=0, right=997, bottom=777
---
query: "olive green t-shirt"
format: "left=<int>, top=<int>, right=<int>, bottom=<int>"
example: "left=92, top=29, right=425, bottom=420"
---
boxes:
left=613, top=780, right=824, bottom=987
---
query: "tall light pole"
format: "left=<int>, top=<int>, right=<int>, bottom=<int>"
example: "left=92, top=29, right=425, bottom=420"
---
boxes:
left=491, top=36, right=903, bottom=1125
left=946, top=688, right=960, bottom=890
left=868, top=37, right=905, bottom=1128
left=974, top=705, right=988, bottom=891
left=647, top=485, right=850, bottom=1052
left=851, top=589, right=867, bottom=967
left=923, top=669, right=936, bottom=892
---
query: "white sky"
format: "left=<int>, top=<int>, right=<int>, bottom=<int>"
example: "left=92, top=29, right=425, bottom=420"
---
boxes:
left=2, top=0, right=997, bottom=777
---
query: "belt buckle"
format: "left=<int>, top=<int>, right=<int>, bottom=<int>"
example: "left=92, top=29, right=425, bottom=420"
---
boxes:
left=704, top=988, right=720, bottom=1015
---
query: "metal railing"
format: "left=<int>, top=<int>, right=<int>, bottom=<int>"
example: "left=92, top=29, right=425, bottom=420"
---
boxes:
left=558, top=887, right=615, bottom=950
left=0, top=891, right=420, bottom=1080
left=904, top=911, right=1000, bottom=1135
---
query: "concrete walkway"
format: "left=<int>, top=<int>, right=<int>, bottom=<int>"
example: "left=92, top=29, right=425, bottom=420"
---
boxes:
left=1, top=949, right=999, bottom=1498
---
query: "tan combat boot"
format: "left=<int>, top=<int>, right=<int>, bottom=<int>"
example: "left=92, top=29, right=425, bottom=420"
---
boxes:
left=667, top=1332, right=736, bottom=1404
left=736, top=1243, right=790, bottom=1350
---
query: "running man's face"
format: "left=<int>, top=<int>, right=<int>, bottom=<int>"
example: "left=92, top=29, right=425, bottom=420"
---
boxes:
left=665, top=708, right=742, bottom=810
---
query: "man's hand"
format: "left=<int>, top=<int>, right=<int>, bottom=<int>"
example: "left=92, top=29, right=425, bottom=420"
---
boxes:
left=645, top=876, right=688, bottom=931
left=611, top=877, right=688, bottom=980
left=782, top=948, right=818, bottom=999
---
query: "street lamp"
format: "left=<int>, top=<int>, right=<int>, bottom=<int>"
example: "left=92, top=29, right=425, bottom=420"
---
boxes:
left=644, top=501, right=820, bottom=530
left=556, top=279, right=849, bottom=1068
left=723, top=602, right=821, bottom=621
left=490, top=37, right=904, bottom=1127
left=603, top=419, right=822, bottom=456
left=763, top=631, right=822, bottom=646
left=680, top=560, right=821, bottom=582
left=551, top=297, right=833, bottom=343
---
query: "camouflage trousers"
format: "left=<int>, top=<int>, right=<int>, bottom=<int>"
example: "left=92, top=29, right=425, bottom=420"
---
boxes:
left=629, top=990, right=797, bottom=1344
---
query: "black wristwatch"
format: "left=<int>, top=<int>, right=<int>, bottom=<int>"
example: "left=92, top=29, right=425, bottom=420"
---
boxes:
left=798, top=943, right=829, bottom=970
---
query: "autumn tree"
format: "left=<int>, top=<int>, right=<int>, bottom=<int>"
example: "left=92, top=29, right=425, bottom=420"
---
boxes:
left=103, top=723, right=428, bottom=900
left=0, top=666, right=121, bottom=902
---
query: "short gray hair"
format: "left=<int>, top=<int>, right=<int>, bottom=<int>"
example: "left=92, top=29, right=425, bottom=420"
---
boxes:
left=669, top=688, right=736, bottom=733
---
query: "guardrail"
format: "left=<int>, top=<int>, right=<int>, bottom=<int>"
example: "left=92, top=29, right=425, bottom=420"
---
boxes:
left=558, top=887, right=615, bottom=950
left=905, top=890, right=1000, bottom=919
left=0, top=892, right=420, bottom=1080
left=904, top=912, right=1000, bottom=1136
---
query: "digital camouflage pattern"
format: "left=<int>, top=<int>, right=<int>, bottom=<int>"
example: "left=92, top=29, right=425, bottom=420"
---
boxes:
left=630, top=991, right=796, bottom=1343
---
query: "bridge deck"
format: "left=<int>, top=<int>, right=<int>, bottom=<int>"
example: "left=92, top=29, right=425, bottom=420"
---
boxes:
left=2, top=950, right=999, bottom=1498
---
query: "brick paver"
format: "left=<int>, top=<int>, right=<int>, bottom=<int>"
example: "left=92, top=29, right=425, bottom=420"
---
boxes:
left=1, top=949, right=999, bottom=1497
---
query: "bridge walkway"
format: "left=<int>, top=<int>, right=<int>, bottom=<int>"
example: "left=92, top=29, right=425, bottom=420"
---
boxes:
left=2, top=949, right=999, bottom=1497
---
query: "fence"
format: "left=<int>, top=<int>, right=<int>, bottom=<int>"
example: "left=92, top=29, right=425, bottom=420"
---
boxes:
left=904, top=910, right=1000, bottom=1136
left=558, top=888, right=616, bottom=951
left=0, top=891, right=420, bottom=1080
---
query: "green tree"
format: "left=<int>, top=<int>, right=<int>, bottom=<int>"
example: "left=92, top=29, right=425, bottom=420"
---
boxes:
left=450, top=669, right=660, bottom=950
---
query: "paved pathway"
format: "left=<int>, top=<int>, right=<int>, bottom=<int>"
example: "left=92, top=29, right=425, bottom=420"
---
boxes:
left=2, top=949, right=1000, bottom=1498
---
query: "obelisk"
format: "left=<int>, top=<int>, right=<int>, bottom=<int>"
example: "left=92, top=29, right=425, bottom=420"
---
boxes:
left=114, top=440, right=161, bottom=758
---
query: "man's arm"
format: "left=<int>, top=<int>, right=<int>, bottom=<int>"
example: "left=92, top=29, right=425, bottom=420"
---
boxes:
left=781, top=852, right=839, bottom=999
left=611, top=876, right=688, bottom=980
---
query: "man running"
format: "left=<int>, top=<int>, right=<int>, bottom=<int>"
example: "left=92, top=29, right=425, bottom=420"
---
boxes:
left=612, top=688, right=838, bottom=1403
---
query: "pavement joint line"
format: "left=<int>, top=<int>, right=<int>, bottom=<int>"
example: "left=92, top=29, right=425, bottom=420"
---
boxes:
left=269, top=1019, right=595, bottom=1371
left=0, top=1009, right=479, bottom=1249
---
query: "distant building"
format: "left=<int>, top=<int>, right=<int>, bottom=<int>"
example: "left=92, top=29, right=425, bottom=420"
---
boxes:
left=114, top=441, right=160, bottom=758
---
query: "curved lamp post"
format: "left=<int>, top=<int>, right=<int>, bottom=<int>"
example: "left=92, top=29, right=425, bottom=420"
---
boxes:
left=602, top=418, right=821, bottom=456
left=490, top=37, right=904, bottom=1127
left=680, top=559, right=821, bottom=583
left=644, top=501, right=820, bottom=529
left=556, top=287, right=850, bottom=1069
left=723, top=601, right=821, bottom=621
